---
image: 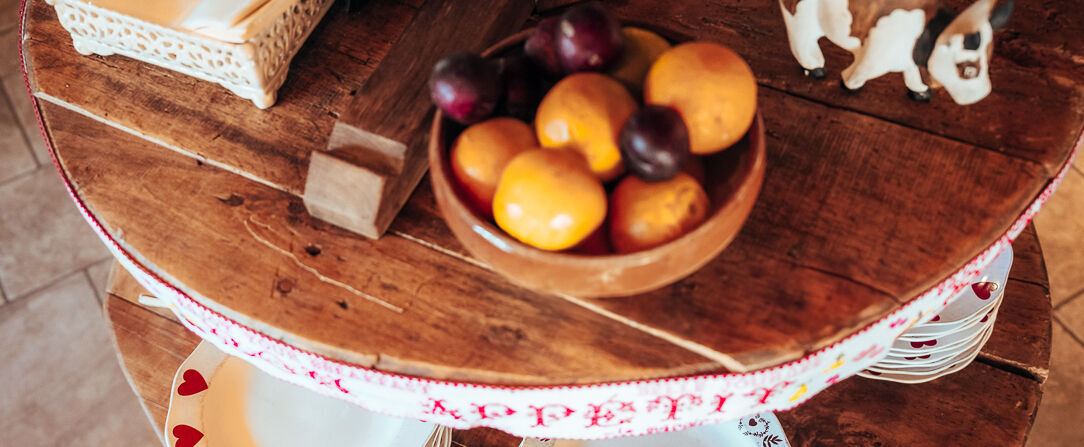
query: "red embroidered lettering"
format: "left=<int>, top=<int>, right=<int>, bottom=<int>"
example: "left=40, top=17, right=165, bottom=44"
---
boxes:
left=529, top=405, right=575, bottom=427
left=712, top=394, right=734, bottom=413
left=473, top=404, right=516, bottom=420
left=744, top=381, right=793, bottom=405
left=647, top=394, right=702, bottom=420
left=424, top=399, right=462, bottom=420
left=586, top=401, right=635, bottom=427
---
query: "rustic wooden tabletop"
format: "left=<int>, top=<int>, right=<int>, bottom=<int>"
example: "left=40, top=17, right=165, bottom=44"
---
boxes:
left=103, top=224, right=1052, bottom=446
left=23, top=0, right=1079, bottom=386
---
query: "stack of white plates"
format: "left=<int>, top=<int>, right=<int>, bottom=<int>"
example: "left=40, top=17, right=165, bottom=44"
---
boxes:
left=858, top=246, right=1012, bottom=384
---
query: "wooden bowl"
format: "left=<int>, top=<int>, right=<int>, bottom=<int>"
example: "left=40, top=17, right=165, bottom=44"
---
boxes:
left=428, top=30, right=767, bottom=298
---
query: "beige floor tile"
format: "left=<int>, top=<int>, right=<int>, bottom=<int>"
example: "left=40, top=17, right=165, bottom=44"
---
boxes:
left=0, top=168, right=110, bottom=299
left=1056, top=296, right=1084, bottom=340
left=0, top=88, right=35, bottom=184
left=0, top=25, right=19, bottom=79
left=0, top=0, right=21, bottom=32
left=85, top=258, right=115, bottom=302
left=1034, top=167, right=1084, bottom=306
left=2, top=73, right=49, bottom=165
left=0, top=273, right=159, bottom=446
left=1026, top=322, right=1084, bottom=447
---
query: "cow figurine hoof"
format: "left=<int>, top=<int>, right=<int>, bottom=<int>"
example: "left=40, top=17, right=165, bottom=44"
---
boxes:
left=779, top=0, right=1014, bottom=105
left=804, top=67, right=827, bottom=79
left=908, top=89, right=934, bottom=102
left=840, top=80, right=863, bottom=94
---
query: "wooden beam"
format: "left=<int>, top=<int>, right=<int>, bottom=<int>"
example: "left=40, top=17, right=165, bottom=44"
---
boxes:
left=305, top=0, right=534, bottom=238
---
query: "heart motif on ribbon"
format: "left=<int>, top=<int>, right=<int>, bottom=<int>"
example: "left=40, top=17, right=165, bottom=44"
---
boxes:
left=177, top=369, right=208, bottom=396
left=173, top=424, right=204, bottom=447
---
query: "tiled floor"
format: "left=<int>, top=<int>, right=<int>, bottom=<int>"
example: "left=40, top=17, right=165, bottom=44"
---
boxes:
left=1, top=11, right=1082, bottom=447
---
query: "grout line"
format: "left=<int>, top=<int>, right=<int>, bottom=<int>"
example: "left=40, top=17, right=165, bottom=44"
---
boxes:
left=1053, top=315, right=1084, bottom=348
left=0, top=164, right=41, bottom=189
left=0, top=275, right=7, bottom=304
left=7, top=256, right=115, bottom=302
left=83, top=268, right=104, bottom=305
left=1053, top=287, right=1084, bottom=311
left=0, top=76, right=41, bottom=167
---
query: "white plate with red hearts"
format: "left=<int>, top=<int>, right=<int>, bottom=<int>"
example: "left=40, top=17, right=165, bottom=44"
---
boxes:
left=166, top=342, right=438, bottom=447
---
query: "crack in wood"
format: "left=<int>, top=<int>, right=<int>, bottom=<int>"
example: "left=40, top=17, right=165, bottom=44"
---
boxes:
left=243, top=217, right=404, bottom=313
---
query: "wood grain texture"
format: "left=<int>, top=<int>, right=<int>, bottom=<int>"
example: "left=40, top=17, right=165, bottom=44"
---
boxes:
left=46, top=102, right=718, bottom=384
left=27, top=0, right=1077, bottom=382
left=608, top=0, right=1084, bottom=174
left=307, top=0, right=533, bottom=238
left=24, top=0, right=416, bottom=194
left=975, top=225, right=1052, bottom=382
left=105, top=295, right=521, bottom=447
left=106, top=275, right=1047, bottom=447
left=776, top=362, right=1041, bottom=447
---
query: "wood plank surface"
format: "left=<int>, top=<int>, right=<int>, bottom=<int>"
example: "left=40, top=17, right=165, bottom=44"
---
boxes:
left=24, top=0, right=417, bottom=195
left=105, top=294, right=521, bottom=447
left=26, top=0, right=1074, bottom=376
left=775, top=362, right=1041, bottom=447
left=608, top=0, right=1084, bottom=174
left=975, top=225, right=1052, bottom=382
left=45, top=102, right=719, bottom=384
left=307, top=0, right=533, bottom=238
left=106, top=228, right=1049, bottom=446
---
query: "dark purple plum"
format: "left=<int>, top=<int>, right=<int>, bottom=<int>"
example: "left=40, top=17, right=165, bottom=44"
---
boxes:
left=497, top=55, right=543, bottom=121
left=619, top=105, right=691, bottom=182
left=428, top=53, right=502, bottom=125
left=556, top=4, right=624, bottom=73
left=524, top=17, right=563, bottom=79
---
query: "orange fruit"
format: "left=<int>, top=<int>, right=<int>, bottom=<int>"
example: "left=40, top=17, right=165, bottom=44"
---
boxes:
left=610, top=172, right=710, bottom=253
left=608, top=27, right=671, bottom=93
left=450, top=118, right=537, bottom=217
left=493, top=149, right=607, bottom=250
left=645, top=42, right=757, bottom=154
left=535, top=73, right=637, bottom=182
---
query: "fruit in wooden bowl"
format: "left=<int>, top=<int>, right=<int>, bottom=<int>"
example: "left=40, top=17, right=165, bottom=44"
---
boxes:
left=427, top=6, right=766, bottom=298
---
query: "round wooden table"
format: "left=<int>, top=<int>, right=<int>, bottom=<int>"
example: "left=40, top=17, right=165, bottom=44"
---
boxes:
left=20, top=0, right=1079, bottom=440
left=102, top=224, right=1053, bottom=446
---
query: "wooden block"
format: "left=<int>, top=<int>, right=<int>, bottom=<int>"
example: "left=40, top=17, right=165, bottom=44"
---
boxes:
left=305, top=0, right=534, bottom=238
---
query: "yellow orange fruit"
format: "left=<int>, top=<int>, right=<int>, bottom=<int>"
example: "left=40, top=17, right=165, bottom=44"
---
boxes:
left=645, top=42, right=757, bottom=154
left=493, top=149, right=607, bottom=250
left=610, top=172, right=710, bottom=253
left=450, top=118, right=537, bottom=217
left=535, top=73, right=637, bottom=181
left=608, top=27, right=671, bottom=93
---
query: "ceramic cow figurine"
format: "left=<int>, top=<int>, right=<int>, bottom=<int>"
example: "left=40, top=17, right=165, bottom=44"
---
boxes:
left=779, top=0, right=1013, bottom=105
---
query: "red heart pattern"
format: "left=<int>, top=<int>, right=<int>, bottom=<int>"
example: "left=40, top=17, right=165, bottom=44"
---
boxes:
left=972, top=282, right=997, bottom=300
left=173, top=424, right=204, bottom=447
left=177, top=369, right=208, bottom=396
left=904, top=355, right=931, bottom=360
left=931, top=315, right=940, bottom=322
left=910, top=340, right=937, bottom=348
